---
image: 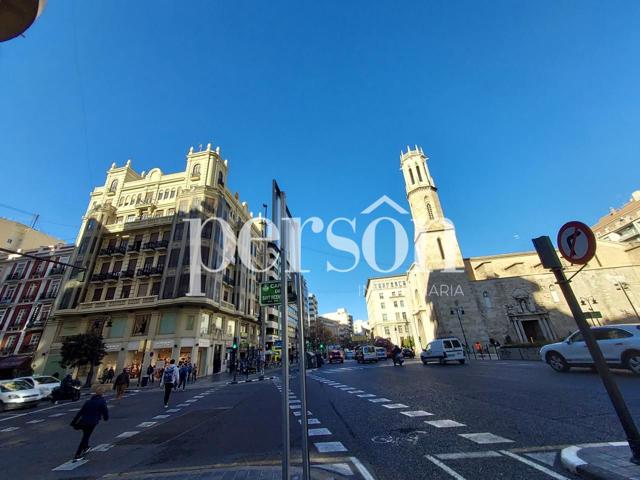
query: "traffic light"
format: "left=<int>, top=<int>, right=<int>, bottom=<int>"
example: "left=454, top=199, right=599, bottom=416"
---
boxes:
left=232, top=338, right=238, bottom=350
left=319, top=343, right=324, bottom=350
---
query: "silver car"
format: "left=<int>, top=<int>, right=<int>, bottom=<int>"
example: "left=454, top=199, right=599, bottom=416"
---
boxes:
left=0, top=379, right=42, bottom=412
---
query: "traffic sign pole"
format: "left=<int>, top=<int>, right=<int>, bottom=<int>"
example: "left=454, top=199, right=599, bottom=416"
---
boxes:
left=296, top=273, right=311, bottom=480
left=533, top=233, right=640, bottom=464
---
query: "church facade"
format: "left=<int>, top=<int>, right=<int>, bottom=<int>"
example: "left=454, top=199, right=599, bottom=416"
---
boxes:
left=366, top=146, right=640, bottom=350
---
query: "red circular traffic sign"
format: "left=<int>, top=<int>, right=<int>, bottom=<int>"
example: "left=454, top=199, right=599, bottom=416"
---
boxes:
left=557, top=221, right=596, bottom=265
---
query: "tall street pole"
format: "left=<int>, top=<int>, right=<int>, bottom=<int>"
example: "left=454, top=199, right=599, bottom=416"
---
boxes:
left=260, top=203, right=268, bottom=379
left=296, top=273, right=311, bottom=480
left=277, top=187, right=291, bottom=479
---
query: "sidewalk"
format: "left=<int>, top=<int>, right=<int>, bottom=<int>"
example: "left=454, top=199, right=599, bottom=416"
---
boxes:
left=561, top=441, right=640, bottom=480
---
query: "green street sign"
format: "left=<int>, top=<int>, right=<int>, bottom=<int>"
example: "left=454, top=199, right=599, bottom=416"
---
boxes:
left=260, top=281, right=282, bottom=306
left=259, top=280, right=297, bottom=306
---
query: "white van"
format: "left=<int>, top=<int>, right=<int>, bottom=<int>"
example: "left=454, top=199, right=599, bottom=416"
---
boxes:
left=356, top=345, right=378, bottom=364
left=421, top=337, right=466, bottom=365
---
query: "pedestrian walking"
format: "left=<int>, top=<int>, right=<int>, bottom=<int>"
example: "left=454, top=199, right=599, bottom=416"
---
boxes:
left=70, top=385, right=109, bottom=461
left=162, top=359, right=179, bottom=407
left=106, top=367, right=115, bottom=384
left=147, top=364, right=155, bottom=385
left=192, top=364, right=198, bottom=382
left=178, top=363, right=188, bottom=391
left=113, top=368, right=129, bottom=400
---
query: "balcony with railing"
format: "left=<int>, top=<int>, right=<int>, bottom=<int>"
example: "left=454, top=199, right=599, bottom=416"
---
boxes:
left=39, top=291, right=58, bottom=302
left=77, top=294, right=158, bottom=311
left=0, top=296, right=14, bottom=305
left=6, top=272, right=21, bottom=281
left=137, top=265, right=164, bottom=277
left=120, top=269, right=136, bottom=280
left=18, top=344, right=37, bottom=354
left=156, top=239, right=168, bottom=250
left=113, top=245, right=128, bottom=256
left=27, top=315, right=48, bottom=329
left=99, top=246, right=115, bottom=257
left=19, top=295, right=37, bottom=303
left=104, top=271, right=121, bottom=282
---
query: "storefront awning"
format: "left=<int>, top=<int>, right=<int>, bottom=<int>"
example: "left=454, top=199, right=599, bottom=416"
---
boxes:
left=0, top=355, right=32, bottom=370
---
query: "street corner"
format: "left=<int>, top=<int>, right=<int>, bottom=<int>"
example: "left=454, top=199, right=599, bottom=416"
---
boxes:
left=561, top=442, right=639, bottom=480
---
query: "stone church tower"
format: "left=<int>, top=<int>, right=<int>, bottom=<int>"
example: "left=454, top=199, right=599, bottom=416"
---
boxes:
left=400, top=146, right=464, bottom=273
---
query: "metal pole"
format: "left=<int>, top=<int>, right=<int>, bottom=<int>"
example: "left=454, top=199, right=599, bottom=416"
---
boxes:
left=455, top=309, right=471, bottom=358
left=260, top=204, right=268, bottom=379
left=279, top=191, right=291, bottom=479
left=296, top=273, right=311, bottom=480
left=555, top=269, right=640, bottom=463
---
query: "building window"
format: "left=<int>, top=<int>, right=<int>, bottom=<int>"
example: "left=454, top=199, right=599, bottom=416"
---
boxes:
left=384, top=326, right=390, bottom=335
left=437, top=238, right=445, bottom=260
left=192, top=164, right=201, bottom=176
left=397, top=325, right=403, bottom=333
left=170, top=188, right=176, bottom=198
left=416, top=166, right=423, bottom=182
left=382, top=314, right=388, bottom=321
left=120, top=284, right=131, bottom=299
left=29, top=333, right=41, bottom=346
left=400, top=300, right=404, bottom=307
left=483, top=291, right=492, bottom=308
left=426, top=201, right=434, bottom=220
left=109, top=179, right=118, bottom=192
left=409, top=168, right=415, bottom=185
left=380, top=302, right=385, bottom=309
left=105, top=287, right=116, bottom=300
left=393, top=301, right=398, bottom=308
left=132, top=314, right=150, bottom=335
left=402, top=312, right=407, bottom=320
left=91, top=288, right=103, bottom=302
left=379, top=292, right=384, bottom=299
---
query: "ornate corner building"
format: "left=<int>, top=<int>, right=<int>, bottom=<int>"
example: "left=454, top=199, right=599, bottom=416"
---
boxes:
left=34, top=143, right=266, bottom=379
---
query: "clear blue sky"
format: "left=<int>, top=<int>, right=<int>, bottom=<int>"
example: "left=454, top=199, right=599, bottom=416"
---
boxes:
left=1, top=1, right=639, bottom=321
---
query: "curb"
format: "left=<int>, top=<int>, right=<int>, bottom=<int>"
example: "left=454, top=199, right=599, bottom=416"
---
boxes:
left=561, top=444, right=629, bottom=480
left=228, top=375, right=275, bottom=385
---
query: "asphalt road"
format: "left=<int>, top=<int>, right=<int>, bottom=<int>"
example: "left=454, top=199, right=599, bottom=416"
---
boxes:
left=1, top=359, right=638, bottom=479
left=295, top=357, right=640, bottom=480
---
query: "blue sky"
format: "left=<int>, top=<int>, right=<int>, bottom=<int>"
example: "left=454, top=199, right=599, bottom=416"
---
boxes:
left=1, top=1, right=639, bottom=321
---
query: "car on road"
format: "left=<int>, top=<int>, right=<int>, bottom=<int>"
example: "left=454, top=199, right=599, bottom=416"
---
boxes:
left=328, top=349, right=344, bottom=364
left=356, top=345, right=378, bottom=363
left=15, top=375, right=61, bottom=399
left=421, top=337, right=466, bottom=365
left=375, top=347, right=388, bottom=361
left=344, top=349, right=355, bottom=360
left=402, top=348, right=415, bottom=358
left=0, top=379, right=42, bottom=412
left=540, top=324, right=640, bottom=374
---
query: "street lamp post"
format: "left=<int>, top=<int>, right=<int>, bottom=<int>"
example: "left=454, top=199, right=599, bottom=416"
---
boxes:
left=259, top=203, right=268, bottom=380
left=615, top=282, right=640, bottom=321
left=450, top=302, right=471, bottom=357
left=580, top=296, right=600, bottom=326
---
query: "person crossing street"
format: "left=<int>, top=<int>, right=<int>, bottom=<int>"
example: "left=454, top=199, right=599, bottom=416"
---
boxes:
left=70, top=385, right=109, bottom=461
left=161, top=359, right=179, bottom=407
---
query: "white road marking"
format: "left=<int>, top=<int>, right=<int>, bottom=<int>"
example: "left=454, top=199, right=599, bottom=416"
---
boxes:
left=315, top=463, right=353, bottom=476
left=52, top=459, right=89, bottom=471
left=49, top=413, right=66, bottom=418
left=349, top=456, right=376, bottom=480
left=290, top=404, right=301, bottom=410
left=426, top=419, right=466, bottom=428
left=460, top=433, right=514, bottom=444
left=315, top=441, right=348, bottom=453
left=0, top=402, right=69, bottom=423
left=499, top=450, right=570, bottom=479
left=116, top=431, right=140, bottom=439
left=299, top=418, right=321, bottom=425
left=425, top=455, right=466, bottom=480
left=293, top=411, right=301, bottom=417
left=153, top=414, right=170, bottom=419
left=137, top=421, right=157, bottom=428
left=436, top=451, right=502, bottom=460
left=308, top=428, right=332, bottom=436
left=90, top=443, right=114, bottom=452
left=368, top=398, right=391, bottom=403
left=400, top=410, right=433, bottom=417
left=357, top=394, right=376, bottom=398
left=289, top=400, right=301, bottom=404
left=348, top=390, right=364, bottom=394
left=166, top=409, right=181, bottom=413
left=1, top=426, right=19, bottom=432
left=383, top=403, right=408, bottom=409
left=176, top=403, right=190, bottom=407
left=26, top=419, right=45, bottom=424
left=68, top=408, right=80, bottom=412
left=525, top=452, right=558, bottom=467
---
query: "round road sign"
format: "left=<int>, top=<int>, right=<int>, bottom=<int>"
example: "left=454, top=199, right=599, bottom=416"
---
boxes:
left=557, top=221, right=596, bottom=265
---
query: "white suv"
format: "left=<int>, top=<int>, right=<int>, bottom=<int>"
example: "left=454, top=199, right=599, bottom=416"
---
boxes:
left=540, top=324, right=640, bottom=374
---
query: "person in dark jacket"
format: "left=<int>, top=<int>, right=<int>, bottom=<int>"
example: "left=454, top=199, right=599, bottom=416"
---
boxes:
left=71, top=385, right=109, bottom=461
left=113, top=368, right=130, bottom=400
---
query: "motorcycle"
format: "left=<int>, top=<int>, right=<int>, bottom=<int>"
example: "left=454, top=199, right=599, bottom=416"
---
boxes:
left=50, top=382, right=81, bottom=403
left=393, top=353, right=404, bottom=366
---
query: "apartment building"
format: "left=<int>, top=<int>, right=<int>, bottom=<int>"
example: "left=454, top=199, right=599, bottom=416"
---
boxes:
left=34, top=144, right=266, bottom=380
left=365, top=275, right=415, bottom=347
left=0, top=244, right=73, bottom=377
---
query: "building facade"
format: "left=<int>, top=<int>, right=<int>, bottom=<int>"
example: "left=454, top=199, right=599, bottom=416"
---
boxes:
left=367, top=146, right=640, bottom=351
left=35, top=143, right=267, bottom=380
left=592, top=191, right=640, bottom=243
left=320, top=308, right=354, bottom=343
left=0, top=218, right=64, bottom=251
left=0, top=244, right=74, bottom=377
left=365, top=275, right=415, bottom=347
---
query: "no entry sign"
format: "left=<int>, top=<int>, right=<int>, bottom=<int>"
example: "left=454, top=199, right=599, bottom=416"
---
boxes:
left=557, top=221, right=596, bottom=265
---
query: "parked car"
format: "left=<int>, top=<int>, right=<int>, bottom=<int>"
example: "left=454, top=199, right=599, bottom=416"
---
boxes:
left=0, top=379, right=42, bottom=412
left=15, top=375, right=61, bottom=399
left=356, top=345, right=378, bottom=363
left=402, top=348, right=415, bottom=358
left=328, top=350, right=345, bottom=364
left=540, top=324, right=640, bottom=374
left=421, top=337, right=466, bottom=365
left=344, top=349, right=355, bottom=360
left=375, top=347, right=388, bottom=361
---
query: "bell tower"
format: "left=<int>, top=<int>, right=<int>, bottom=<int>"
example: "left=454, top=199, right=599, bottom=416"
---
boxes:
left=401, top=145, right=464, bottom=271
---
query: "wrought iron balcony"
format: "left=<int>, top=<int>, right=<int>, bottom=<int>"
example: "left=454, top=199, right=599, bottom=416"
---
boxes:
left=127, top=242, right=142, bottom=253
left=113, top=245, right=128, bottom=256
left=120, top=269, right=136, bottom=279
left=20, top=295, right=37, bottom=303
left=156, top=239, right=169, bottom=249
left=150, top=265, right=164, bottom=276
left=49, top=266, right=66, bottom=276
left=99, top=247, right=115, bottom=256
left=137, top=267, right=152, bottom=277
left=104, top=271, right=121, bottom=282
left=91, top=272, right=109, bottom=282
left=142, top=241, right=157, bottom=251
left=39, top=291, right=58, bottom=301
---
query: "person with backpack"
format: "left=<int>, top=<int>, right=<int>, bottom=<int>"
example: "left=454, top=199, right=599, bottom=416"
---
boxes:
left=162, top=359, right=179, bottom=407
left=70, top=385, right=109, bottom=461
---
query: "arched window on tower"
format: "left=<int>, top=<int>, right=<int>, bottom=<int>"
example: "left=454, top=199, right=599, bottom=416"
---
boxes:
left=158, top=190, right=164, bottom=201
left=109, top=179, right=118, bottom=193
left=425, top=200, right=434, bottom=220
left=437, top=238, right=445, bottom=260
left=192, top=164, right=201, bottom=176
left=170, top=188, right=176, bottom=199
left=416, top=165, right=423, bottom=182
left=409, top=168, right=415, bottom=185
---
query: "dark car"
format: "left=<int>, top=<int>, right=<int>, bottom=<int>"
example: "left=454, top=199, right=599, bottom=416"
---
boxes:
left=328, top=350, right=344, bottom=364
left=402, top=348, right=415, bottom=358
